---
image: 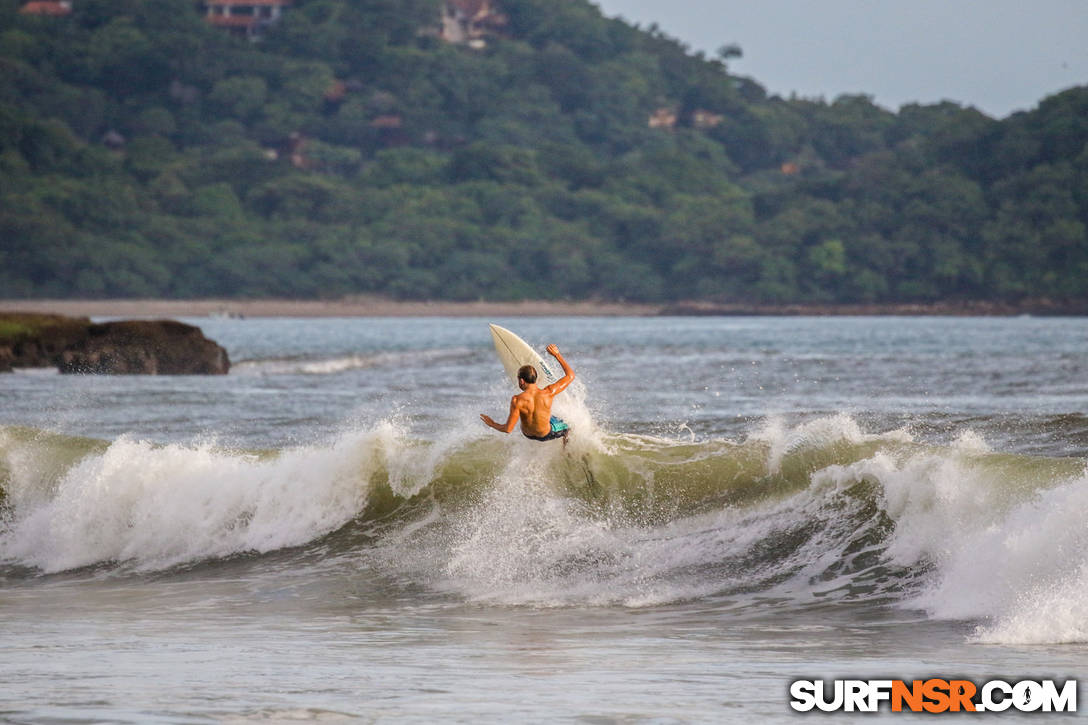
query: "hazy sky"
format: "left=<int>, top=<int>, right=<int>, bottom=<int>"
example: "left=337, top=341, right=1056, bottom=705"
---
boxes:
left=593, top=0, right=1088, bottom=118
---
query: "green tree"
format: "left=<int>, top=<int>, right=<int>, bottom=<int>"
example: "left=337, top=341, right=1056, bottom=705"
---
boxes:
left=208, top=76, right=268, bottom=122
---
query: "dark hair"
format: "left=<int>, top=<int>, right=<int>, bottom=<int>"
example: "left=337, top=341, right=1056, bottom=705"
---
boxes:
left=517, top=365, right=537, bottom=384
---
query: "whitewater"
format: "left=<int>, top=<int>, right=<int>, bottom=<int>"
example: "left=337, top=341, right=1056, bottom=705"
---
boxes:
left=2, top=316, right=1086, bottom=722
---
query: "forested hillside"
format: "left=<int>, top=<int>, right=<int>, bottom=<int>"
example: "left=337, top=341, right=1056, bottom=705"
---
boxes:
left=2, top=0, right=1087, bottom=302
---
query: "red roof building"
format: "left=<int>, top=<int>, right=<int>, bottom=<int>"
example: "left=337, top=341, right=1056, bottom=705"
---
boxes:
left=440, top=0, right=507, bottom=47
left=204, top=0, right=290, bottom=39
left=19, top=1, right=72, bottom=16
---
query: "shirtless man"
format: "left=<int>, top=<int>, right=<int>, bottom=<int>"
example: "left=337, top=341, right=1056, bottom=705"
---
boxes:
left=480, top=344, right=575, bottom=442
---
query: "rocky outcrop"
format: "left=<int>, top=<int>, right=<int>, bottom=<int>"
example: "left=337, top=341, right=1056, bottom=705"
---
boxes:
left=0, top=313, right=93, bottom=368
left=56, top=320, right=230, bottom=374
left=0, top=314, right=229, bottom=375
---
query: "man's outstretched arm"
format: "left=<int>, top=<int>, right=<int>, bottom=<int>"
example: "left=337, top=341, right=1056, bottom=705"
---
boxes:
left=480, top=396, right=520, bottom=433
left=544, top=344, right=575, bottom=395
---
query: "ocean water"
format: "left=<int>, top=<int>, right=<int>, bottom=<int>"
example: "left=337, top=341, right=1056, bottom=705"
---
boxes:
left=1, top=316, right=1087, bottom=722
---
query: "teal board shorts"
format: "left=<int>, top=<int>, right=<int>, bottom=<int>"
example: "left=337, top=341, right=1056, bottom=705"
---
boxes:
left=524, top=416, right=570, bottom=442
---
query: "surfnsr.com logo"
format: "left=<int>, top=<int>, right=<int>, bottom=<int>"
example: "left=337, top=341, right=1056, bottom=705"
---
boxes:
left=789, top=679, right=1077, bottom=713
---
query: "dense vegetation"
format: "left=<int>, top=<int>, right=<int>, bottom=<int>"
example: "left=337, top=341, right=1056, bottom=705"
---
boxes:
left=2, top=0, right=1087, bottom=302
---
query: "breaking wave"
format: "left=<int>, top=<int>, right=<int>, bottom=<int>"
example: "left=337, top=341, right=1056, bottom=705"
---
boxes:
left=2, top=413, right=1086, bottom=645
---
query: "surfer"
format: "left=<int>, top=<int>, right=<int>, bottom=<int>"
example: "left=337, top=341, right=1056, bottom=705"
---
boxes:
left=481, top=344, right=575, bottom=443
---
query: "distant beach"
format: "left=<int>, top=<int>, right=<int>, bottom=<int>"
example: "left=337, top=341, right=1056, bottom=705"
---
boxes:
left=1, top=297, right=1085, bottom=318
left=0, top=298, right=659, bottom=318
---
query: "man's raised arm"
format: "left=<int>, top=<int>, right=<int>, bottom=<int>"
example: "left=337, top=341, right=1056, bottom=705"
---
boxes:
left=544, top=344, right=575, bottom=394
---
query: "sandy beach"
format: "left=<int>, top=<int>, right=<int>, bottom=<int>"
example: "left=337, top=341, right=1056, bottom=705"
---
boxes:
left=0, top=298, right=661, bottom=318
left=2, top=297, right=1086, bottom=318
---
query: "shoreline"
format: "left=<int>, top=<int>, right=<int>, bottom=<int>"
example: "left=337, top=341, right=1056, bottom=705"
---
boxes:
left=0, top=298, right=660, bottom=318
left=1, top=297, right=1086, bottom=318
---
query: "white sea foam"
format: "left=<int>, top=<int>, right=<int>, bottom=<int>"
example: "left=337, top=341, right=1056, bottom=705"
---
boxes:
left=232, top=347, right=475, bottom=376
left=5, top=411, right=1087, bottom=644
left=0, top=425, right=405, bottom=572
left=424, top=412, right=872, bottom=607
left=427, top=414, right=1088, bottom=644
left=233, top=355, right=377, bottom=376
left=751, top=413, right=912, bottom=474
left=919, top=467, right=1088, bottom=644
left=812, top=436, right=1088, bottom=644
left=431, top=446, right=854, bottom=608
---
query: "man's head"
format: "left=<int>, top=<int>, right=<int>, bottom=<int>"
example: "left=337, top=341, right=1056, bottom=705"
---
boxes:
left=517, top=364, right=537, bottom=389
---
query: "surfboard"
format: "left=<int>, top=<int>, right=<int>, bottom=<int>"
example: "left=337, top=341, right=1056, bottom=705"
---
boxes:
left=488, top=324, right=560, bottom=387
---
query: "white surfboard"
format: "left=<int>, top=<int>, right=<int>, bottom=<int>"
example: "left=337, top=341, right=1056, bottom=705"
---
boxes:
left=488, top=324, right=560, bottom=387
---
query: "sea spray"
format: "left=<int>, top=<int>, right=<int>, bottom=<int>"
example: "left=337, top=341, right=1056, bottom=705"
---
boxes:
left=0, top=426, right=400, bottom=572
left=810, top=432, right=1088, bottom=643
left=4, top=414, right=1088, bottom=645
left=443, top=446, right=612, bottom=600
left=975, top=560, right=1088, bottom=645
left=392, top=415, right=1088, bottom=627
left=420, top=414, right=909, bottom=607
left=910, top=462, right=1088, bottom=644
left=751, top=413, right=913, bottom=476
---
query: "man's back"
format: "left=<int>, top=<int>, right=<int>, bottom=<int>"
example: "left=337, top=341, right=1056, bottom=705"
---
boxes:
left=481, top=343, right=575, bottom=442
left=513, top=385, right=556, bottom=438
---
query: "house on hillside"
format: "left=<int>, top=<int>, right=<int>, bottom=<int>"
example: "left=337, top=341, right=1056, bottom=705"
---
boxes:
left=440, top=0, right=507, bottom=48
left=648, top=107, right=725, bottom=130
left=19, top=1, right=72, bottom=16
left=692, top=110, right=723, bottom=129
left=648, top=107, right=677, bottom=129
left=204, top=0, right=290, bottom=40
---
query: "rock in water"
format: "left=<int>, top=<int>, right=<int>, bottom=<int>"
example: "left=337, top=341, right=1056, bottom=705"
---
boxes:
left=0, top=313, right=94, bottom=369
left=55, top=320, right=230, bottom=375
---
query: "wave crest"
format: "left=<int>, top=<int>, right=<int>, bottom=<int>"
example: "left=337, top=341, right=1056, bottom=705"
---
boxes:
left=3, top=416, right=1086, bottom=644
